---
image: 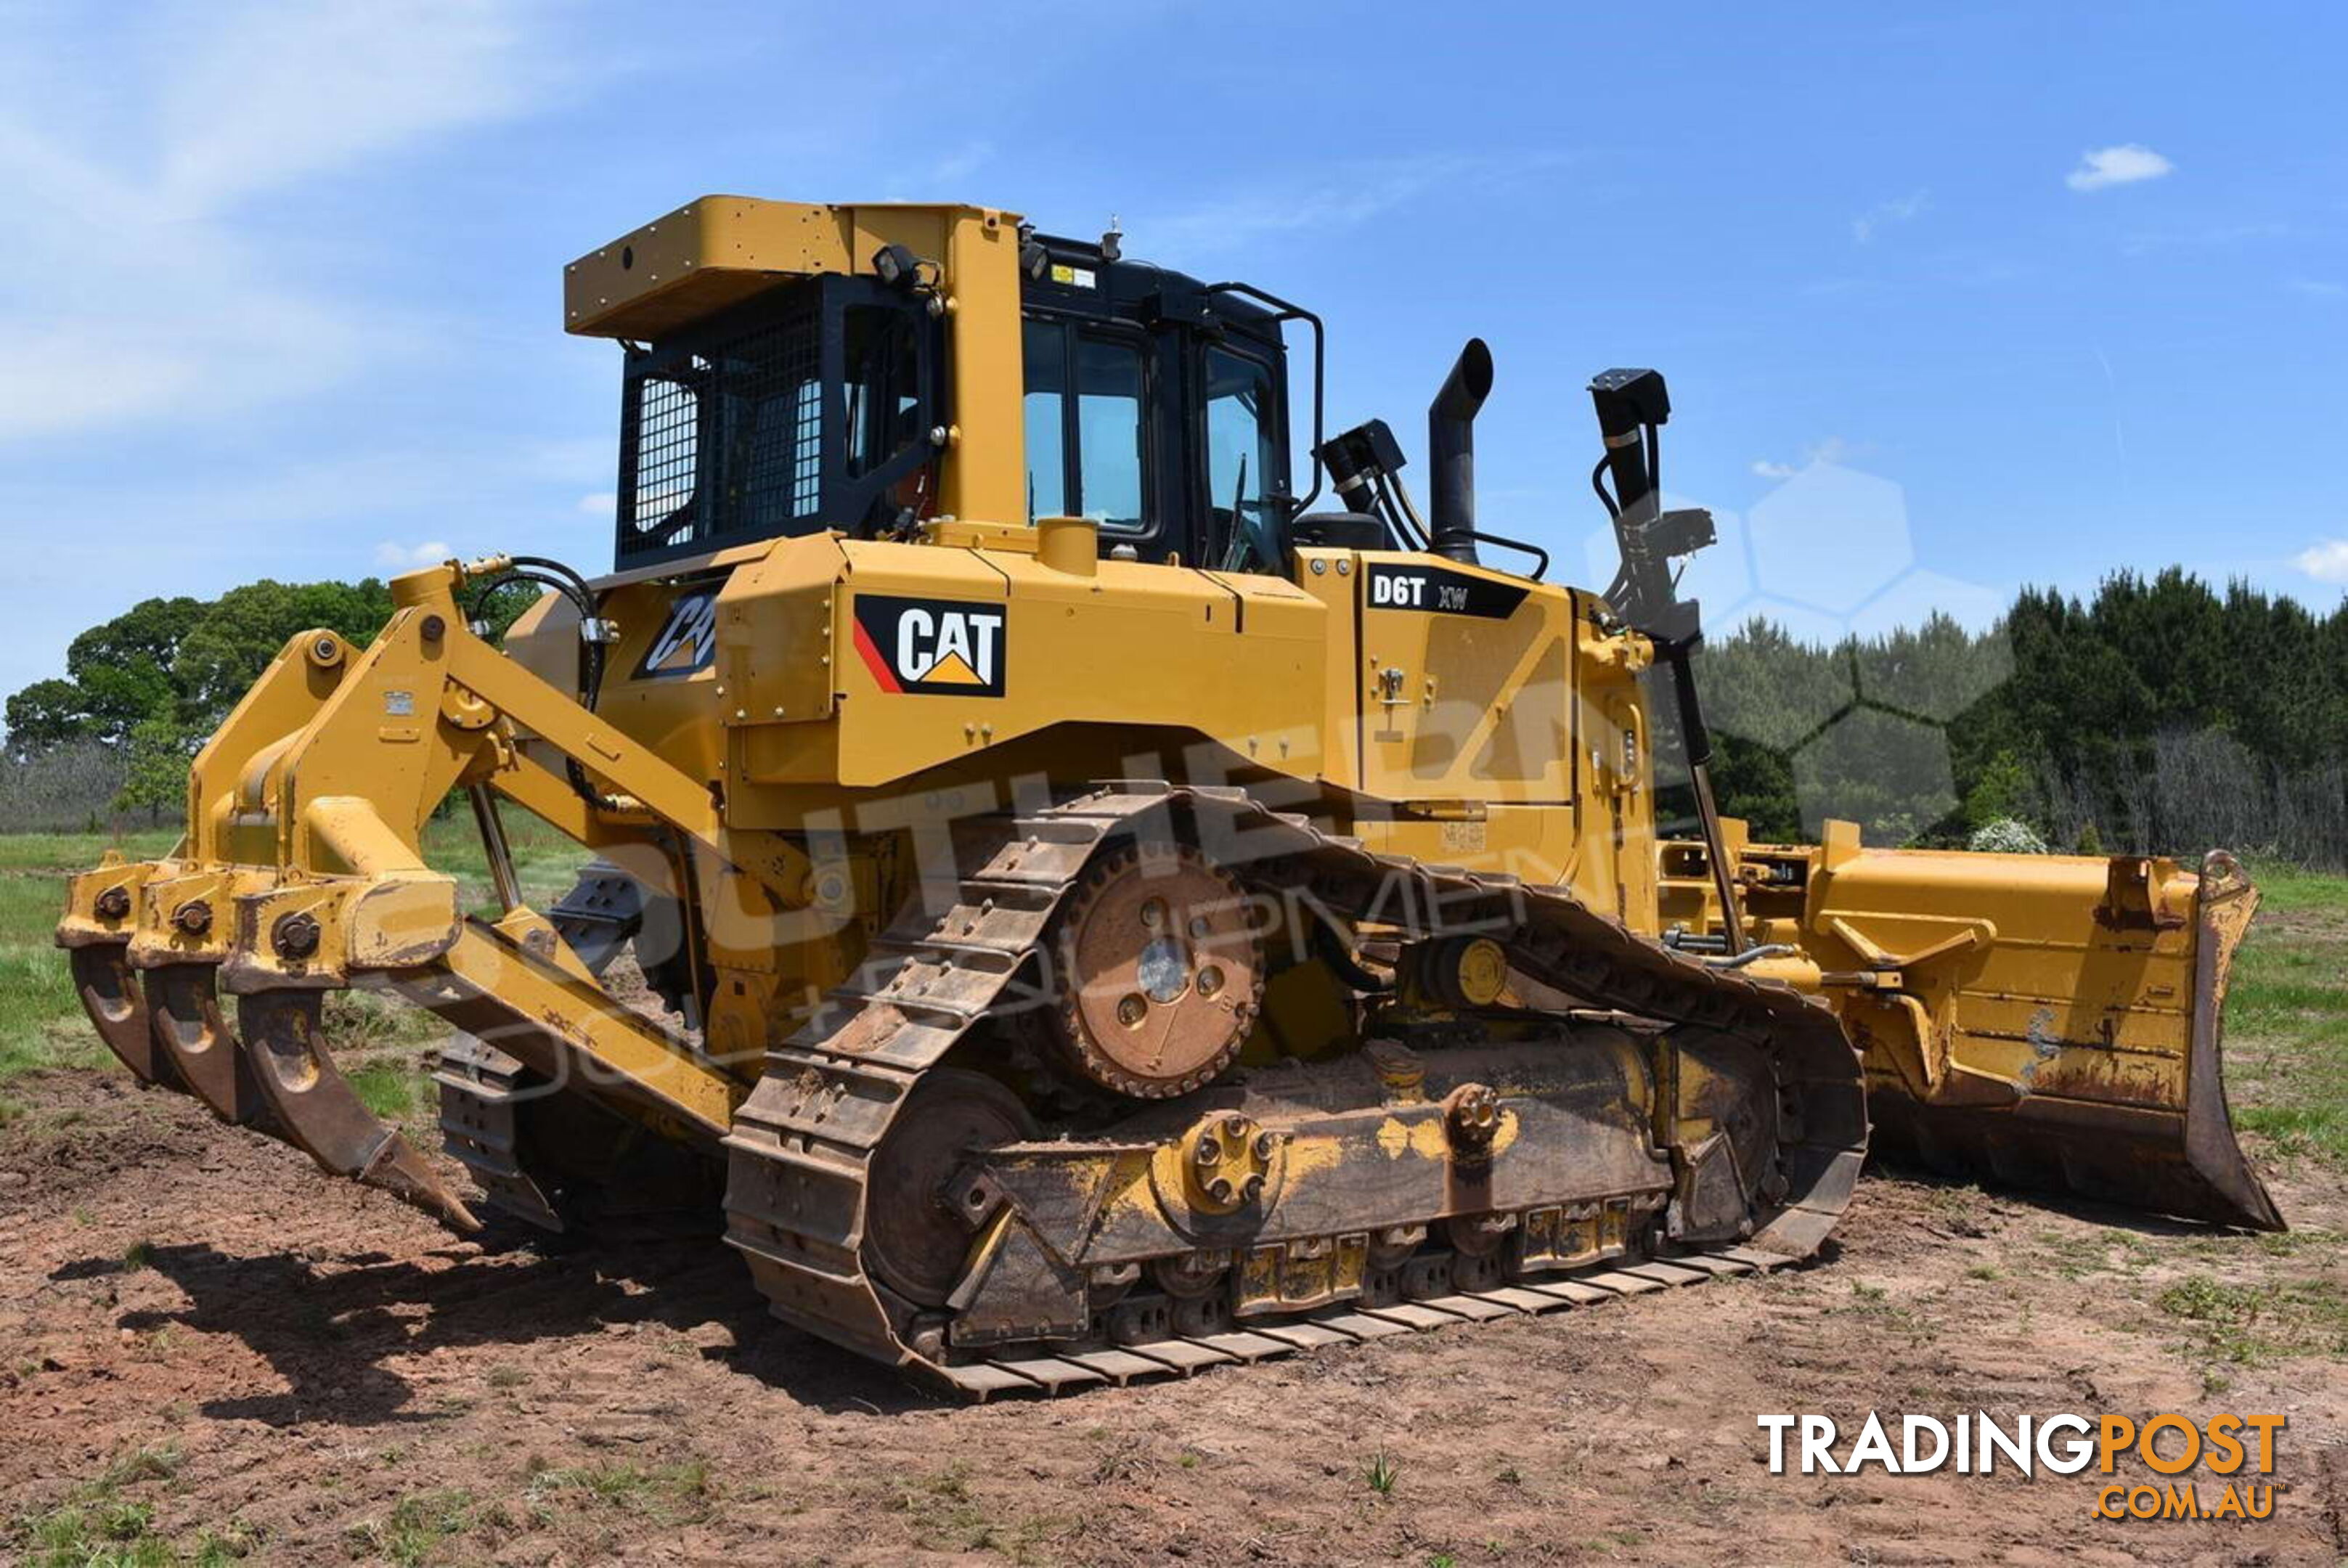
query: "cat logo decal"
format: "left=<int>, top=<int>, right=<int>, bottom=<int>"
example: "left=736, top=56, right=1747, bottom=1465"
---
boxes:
left=852, top=595, right=1007, bottom=697
left=633, top=589, right=718, bottom=679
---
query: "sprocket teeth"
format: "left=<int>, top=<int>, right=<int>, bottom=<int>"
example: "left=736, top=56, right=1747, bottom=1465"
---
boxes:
left=1045, top=839, right=1263, bottom=1101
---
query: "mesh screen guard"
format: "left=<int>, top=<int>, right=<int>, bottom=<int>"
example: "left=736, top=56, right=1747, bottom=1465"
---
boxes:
left=617, top=285, right=825, bottom=564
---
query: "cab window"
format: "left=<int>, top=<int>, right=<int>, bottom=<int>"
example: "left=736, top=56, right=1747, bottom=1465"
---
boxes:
left=1204, top=346, right=1280, bottom=568
left=1022, top=319, right=1149, bottom=534
left=1022, top=319, right=1067, bottom=519
left=1075, top=338, right=1146, bottom=531
left=844, top=304, right=921, bottom=480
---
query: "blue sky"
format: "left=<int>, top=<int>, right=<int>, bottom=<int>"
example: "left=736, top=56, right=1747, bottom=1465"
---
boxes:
left=3, top=0, right=2344, bottom=706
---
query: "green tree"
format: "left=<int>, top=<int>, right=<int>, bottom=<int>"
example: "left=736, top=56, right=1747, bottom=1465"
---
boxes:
left=60, top=595, right=206, bottom=744
left=4, top=578, right=401, bottom=754
left=1961, top=750, right=2032, bottom=832
left=115, top=713, right=201, bottom=816
left=3, top=678, right=94, bottom=754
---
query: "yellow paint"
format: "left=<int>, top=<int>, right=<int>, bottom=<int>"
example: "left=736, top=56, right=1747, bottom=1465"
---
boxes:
left=1662, top=822, right=2233, bottom=1124
left=1281, top=1134, right=1346, bottom=1181
left=1489, top=1109, right=1521, bottom=1156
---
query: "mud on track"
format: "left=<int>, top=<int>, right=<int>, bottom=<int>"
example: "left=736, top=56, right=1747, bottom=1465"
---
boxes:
left=2, top=1065, right=2344, bottom=1566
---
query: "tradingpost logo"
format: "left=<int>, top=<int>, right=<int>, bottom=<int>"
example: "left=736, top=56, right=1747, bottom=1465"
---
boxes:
left=1758, top=1410, right=2285, bottom=1521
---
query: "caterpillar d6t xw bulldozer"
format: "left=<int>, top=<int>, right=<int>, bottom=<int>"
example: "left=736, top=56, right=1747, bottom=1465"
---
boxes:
left=57, top=198, right=2279, bottom=1395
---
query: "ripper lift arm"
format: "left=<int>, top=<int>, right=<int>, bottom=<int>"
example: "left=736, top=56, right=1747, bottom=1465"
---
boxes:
left=57, top=558, right=754, bottom=1228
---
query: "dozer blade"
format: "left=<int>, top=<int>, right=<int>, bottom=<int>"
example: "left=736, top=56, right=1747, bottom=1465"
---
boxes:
left=142, top=964, right=280, bottom=1130
left=1841, top=849, right=2283, bottom=1231
left=235, top=989, right=481, bottom=1233
left=68, top=944, right=187, bottom=1093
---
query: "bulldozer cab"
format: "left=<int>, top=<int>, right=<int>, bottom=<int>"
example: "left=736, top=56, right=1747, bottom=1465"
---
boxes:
left=603, top=206, right=1296, bottom=575
left=1016, top=232, right=1291, bottom=569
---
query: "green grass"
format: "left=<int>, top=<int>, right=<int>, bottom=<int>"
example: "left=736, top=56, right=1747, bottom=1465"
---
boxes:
left=344, top=1487, right=493, bottom=1568
left=2156, top=1272, right=2348, bottom=1366
left=2224, top=861, right=2348, bottom=1164
left=520, top=1460, right=717, bottom=1532
left=0, top=816, right=588, bottom=1118
left=0, top=830, right=179, bottom=875
left=1, top=1445, right=258, bottom=1568
left=884, top=1463, right=1000, bottom=1553
left=2241, top=859, right=2348, bottom=913
left=0, top=862, right=110, bottom=1079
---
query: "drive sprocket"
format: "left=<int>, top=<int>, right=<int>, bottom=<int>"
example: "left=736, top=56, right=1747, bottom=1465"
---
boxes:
left=1045, top=840, right=1263, bottom=1099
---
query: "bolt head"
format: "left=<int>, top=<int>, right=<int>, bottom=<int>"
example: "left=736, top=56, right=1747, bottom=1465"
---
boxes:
left=272, top=910, right=322, bottom=960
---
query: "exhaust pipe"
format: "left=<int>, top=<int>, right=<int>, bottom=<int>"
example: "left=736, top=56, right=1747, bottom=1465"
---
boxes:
left=1427, top=338, right=1493, bottom=563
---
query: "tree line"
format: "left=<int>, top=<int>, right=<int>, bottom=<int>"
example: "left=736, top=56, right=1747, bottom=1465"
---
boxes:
left=1673, top=567, right=2348, bottom=867
left=0, top=578, right=529, bottom=830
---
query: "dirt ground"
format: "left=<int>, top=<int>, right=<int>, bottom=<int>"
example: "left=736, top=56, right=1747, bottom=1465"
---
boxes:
left=1, top=1056, right=2341, bottom=1568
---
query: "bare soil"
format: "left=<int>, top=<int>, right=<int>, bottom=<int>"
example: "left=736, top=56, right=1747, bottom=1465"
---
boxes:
left=1, top=1082, right=2341, bottom=1565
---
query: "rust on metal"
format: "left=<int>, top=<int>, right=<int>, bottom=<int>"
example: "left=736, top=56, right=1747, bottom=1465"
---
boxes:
left=1048, top=841, right=1263, bottom=1099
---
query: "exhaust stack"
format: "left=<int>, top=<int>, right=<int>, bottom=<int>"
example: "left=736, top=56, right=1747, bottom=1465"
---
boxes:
left=1427, top=338, right=1493, bottom=563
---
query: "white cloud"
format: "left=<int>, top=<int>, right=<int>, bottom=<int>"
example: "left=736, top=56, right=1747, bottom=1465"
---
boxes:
left=1753, top=436, right=1864, bottom=480
left=0, top=1, right=569, bottom=442
left=2288, top=277, right=2345, bottom=299
left=1851, top=189, right=1930, bottom=244
left=576, top=493, right=617, bottom=518
left=2066, top=144, right=2174, bottom=192
left=2294, top=540, right=2348, bottom=584
left=374, top=540, right=454, bottom=570
left=150, top=1, right=548, bottom=217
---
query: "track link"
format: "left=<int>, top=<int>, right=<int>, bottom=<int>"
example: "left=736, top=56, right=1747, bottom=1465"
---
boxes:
left=434, top=1035, right=566, bottom=1232
left=433, top=868, right=693, bottom=1235
left=722, top=783, right=1867, bottom=1392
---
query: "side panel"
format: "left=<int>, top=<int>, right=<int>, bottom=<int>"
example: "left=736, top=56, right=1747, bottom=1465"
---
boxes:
left=733, top=539, right=1333, bottom=791
left=1353, top=553, right=1575, bottom=805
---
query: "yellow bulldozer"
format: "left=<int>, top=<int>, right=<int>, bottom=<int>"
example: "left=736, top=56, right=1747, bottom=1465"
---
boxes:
left=57, top=198, right=2278, bottom=1395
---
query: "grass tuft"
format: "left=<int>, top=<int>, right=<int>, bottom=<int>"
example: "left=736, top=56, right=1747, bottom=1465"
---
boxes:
left=2156, top=1272, right=2348, bottom=1367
